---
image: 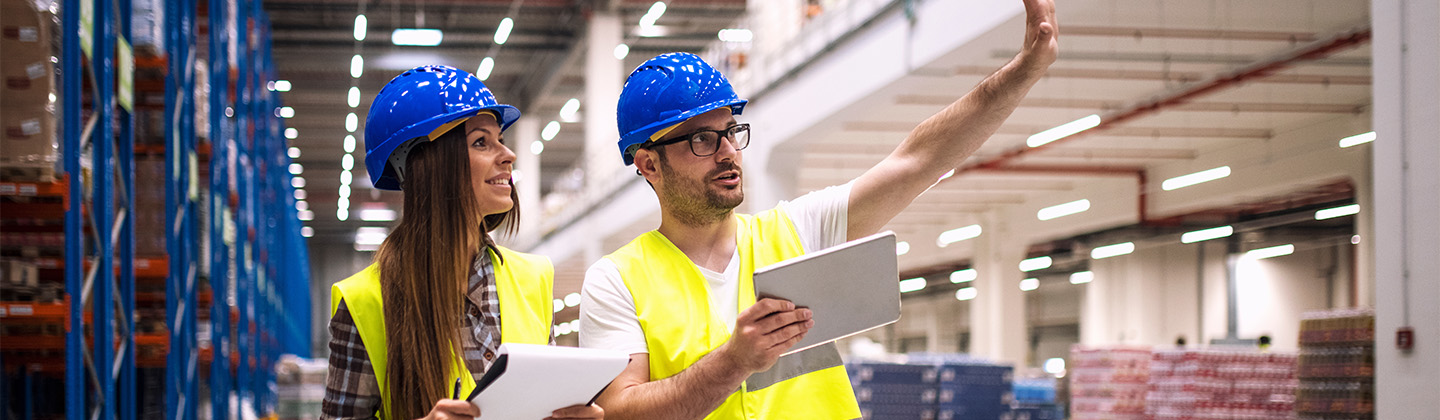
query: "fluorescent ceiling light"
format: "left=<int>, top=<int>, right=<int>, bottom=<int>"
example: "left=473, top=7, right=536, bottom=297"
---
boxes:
left=895, top=241, right=910, bottom=256
left=1070, top=271, right=1094, bottom=284
left=346, top=112, right=358, bottom=133
left=955, top=287, right=978, bottom=301
left=950, top=269, right=977, bottom=283
left=295, top=200, right=308, bottom=211
left=288, top=163, right=303, bottom=175
left=552, top=299, right=564, bottom=313
left=350, top=54, right=364, bottom=78
left=348, top=86, right=361, bottom=108
left=298, top=210, right=314, bottom=221
left=1037, top=199, right=1090, bottom=221
left=291, top=177, right=305, bottom=189
left=353, top=14, right=367, bottom=41
left=1162, top=166, right=1231, bottom=191
left=564, top=292, right=582, bottom=307
left=285, top=128, right=298, bottom=139
left=340, top=170, right=352, bottom=186
left=530, top=141, right=544, bottom=155
left=1315, top=204, right=1359, bottom=220
left=354, top=243, right=378, bottom=251
left=494, top=17, right=514, bottom=45
left=1091, top=242, right=1135, bottom=259
left=293, top=189, right=306, bottom=200
left=355, top=227, right=389, bottom=245
left=1351, top=235, right=1361, bottom=245
left=338, top=196, right=350, bottom=210
left=301, top=226, right=314, bottom=237
left=639, top=1, right=666, bottom=27
left=279, top=106, right=295, bottom=118
left=359, top=208, right=396, bottom=222
left=542, top=120, right=561, bottom=141
left=337, top=208, right=349, bottom=221
left=717, top=28, right=754, bottom=43
left=1181, top=225, right=1233, bottom=244
left=391, top=28, right=443, bottom=46
left=273, top=80, right=291, bottom=92
left=1245, top=244, right=1295, bottom=260
left=613, top=44, right=630, bottom=60
left=1027, top=114, right=1100, bottom=148
left=1019, top=278, right=1039, bottom=292
left=635, top=25, right=668, bottom=38
left=899, top=277, right=927, bottom=293
left=342, top=154, right=354, bottom=171
left=476, top=56, right=495, bottom=81
left=1339, top=131, right=1375, bottom=148
left=559, top=98, right=581, bottom=122
left=338, top=185, right=351, bottom=199
left=287, top=147, right=300, bottom=159
left=936, top=224, right=982, bottom=247
left=343, top=135, right=356, bottom=153
left=1019, top=256, right=1052, bottom=272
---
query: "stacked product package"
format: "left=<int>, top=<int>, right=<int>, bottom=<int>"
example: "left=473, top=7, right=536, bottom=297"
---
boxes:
left=847, top=354, right=1015, bottom=420
left=1295, top=308, right=1374, bottom=420
left=1146, top=348, right=1298, bottom=420
left=1069, top=346, right=1152, bottom=420
left=275, top=355, right=328, bottom=420
left=1012, top=376, right=1063, bottom=420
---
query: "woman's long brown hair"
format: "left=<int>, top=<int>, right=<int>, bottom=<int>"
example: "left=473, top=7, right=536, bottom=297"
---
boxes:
left=373, top=126, right=519, bottom=419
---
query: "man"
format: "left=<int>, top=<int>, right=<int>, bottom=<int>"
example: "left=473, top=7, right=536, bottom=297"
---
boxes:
left=579, top=1, right=1058, bottom=418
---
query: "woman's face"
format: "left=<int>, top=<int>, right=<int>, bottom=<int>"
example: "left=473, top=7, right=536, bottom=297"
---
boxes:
left=463, top=115, right=517, bottom=216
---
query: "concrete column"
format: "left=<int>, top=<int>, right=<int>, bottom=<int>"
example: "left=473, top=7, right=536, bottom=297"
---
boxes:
left=512, top=116, right=542, bottom=240
left=585, top=11, right=624, bottom=192
left=969, top=211, right=1028, bottom=367
left=1373, top=0, right=1440, bottom=417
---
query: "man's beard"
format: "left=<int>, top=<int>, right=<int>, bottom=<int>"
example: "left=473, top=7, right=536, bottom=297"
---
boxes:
left=658, top=157, right=743, bottom=226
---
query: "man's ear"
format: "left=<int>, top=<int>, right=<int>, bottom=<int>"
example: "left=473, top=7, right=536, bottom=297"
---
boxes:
left=635, top=149, right=662, bottom=184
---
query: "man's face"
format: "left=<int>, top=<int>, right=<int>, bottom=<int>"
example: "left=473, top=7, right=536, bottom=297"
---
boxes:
left=650, top=108, right=745, bottom=223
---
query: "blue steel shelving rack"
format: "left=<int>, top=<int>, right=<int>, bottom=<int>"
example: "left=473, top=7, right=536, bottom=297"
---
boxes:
left=43, top=0, right=311, bottom=419
left=61, top=1, right=138, bottom=420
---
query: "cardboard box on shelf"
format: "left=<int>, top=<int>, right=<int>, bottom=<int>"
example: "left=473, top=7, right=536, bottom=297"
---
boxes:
left=1, top=0, right=55, bottom=107
left=1, top=259, right=39, bottom=287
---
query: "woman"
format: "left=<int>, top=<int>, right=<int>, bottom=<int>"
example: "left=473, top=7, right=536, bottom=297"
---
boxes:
left=322, top=65, right=603, bottom=420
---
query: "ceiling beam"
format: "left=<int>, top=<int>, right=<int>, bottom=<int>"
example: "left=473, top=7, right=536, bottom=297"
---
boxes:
left=918, top=66, right=1370, bottom=86
left=1062, top=26, right=1319, bottom=42
left=896, top=96, right=1366, bottom=114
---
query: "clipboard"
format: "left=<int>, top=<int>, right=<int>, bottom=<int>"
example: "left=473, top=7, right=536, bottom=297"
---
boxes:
left=466, top=343, right=629, bottom=418
left=753, top=231, right=902, bottom=356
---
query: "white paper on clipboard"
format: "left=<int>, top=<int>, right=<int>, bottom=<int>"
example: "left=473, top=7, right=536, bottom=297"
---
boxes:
left=753, top=231, right=902, bottom=356
left=467, top=343, right=629, bottom=419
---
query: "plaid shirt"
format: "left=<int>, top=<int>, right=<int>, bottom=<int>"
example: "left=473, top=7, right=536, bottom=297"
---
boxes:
left=322, top=251, right=550, bottom=420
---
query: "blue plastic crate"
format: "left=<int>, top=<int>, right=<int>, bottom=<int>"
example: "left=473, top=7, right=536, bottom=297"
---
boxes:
left=848, top=363, right=940, bottom=385
left=858, top=403, right=938, bottom=420
left=855, top=384, right=939, bottom=405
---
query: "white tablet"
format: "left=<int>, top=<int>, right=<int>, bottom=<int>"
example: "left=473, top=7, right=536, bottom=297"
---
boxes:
left=753, top=231, right=902, bottom=355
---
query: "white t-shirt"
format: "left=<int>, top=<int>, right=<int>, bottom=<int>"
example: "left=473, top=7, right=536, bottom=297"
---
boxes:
left=579, top=183, right=852, bottom=355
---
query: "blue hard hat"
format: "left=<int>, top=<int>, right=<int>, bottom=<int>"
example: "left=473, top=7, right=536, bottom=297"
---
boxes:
left=364, top=65, right=521, bottom=190
left=616, top=53, right=747, bottom=166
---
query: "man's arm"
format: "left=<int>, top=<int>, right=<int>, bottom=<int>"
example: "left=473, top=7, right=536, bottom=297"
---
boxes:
left=593, top=299, right=813, bottom=420
left=847, top=0, right=1058, bottom=239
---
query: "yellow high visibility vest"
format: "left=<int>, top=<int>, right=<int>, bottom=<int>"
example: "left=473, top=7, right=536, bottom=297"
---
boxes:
left=330, top=246, right=554, bottom=420
left=604, top=210, right=862, bottom=420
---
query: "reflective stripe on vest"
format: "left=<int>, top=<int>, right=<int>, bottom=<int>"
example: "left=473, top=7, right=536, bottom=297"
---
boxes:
left=330, top=246, right=554, bottom=420
left=606, top=210, right=862, bottom=420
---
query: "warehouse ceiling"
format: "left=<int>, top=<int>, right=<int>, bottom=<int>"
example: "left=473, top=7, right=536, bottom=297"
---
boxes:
left=534, top=0, right=1374, bottom=316
left=264, top=0, right=747, bottom=234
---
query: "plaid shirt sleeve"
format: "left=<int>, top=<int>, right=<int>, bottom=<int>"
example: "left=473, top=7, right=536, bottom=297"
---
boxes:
left=321, top=299, right=381, bottom=420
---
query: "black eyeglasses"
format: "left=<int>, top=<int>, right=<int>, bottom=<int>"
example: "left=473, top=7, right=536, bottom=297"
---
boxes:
left=644, top=123, right=750, bottom=158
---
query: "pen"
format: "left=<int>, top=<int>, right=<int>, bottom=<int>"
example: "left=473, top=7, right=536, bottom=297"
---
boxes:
left=452, top=377, right=462, bottom=400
